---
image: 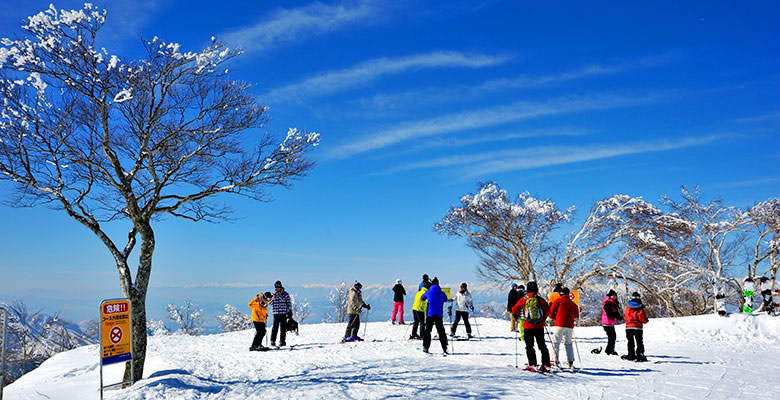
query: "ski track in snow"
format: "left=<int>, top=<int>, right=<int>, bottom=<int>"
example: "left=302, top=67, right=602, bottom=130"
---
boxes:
left=6, top=314, right=780, bottom=399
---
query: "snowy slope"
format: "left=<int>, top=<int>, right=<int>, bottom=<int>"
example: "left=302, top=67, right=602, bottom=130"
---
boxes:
left=6, top=313, right=780, bottom=399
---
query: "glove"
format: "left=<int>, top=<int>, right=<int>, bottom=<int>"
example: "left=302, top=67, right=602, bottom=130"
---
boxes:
left=469, top=305, right=474, bottom=312
left=364, top=304, right=371, bottom=310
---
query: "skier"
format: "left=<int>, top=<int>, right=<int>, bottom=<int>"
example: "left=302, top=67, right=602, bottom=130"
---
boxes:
left=450, top=282, right=474, bottom=338
left=601, top=289, right=622, bottom=356
left=270, top=280, right=292, bottom=347
left=391, top=279, right=406, bottom=324
left=343, top=281, right=371, bottom=342
left=419, top=274, right=430, bottom=291
left=512, top=281, right=551, bottom=372
left=622, top=292, right=649, bottom=362
left=410, top=282, right=430, bottom=340
left=248, top=291, right=273, bottom=351
left=420, top=277, right=450, bottom=354
left=507, top=283, right=524, bottom=334
left=548, top=287, right=579, bottom=370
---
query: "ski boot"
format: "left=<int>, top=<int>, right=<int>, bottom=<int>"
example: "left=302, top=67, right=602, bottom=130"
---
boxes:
left=636, top=354, right=647, bottom=362
left=621, top=354, right=636, bottom=361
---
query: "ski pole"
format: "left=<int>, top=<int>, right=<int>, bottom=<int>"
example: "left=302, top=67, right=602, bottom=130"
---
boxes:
left=472, top=309, right=481, bottom=339
left=514, top=328, right=519, bottom=368
left=573, top=329, right=583, bottom=369
left=544, top=324, right=560, bottom=367
left=363, top=308, right=369, bottom=339
left=449, top=307, right=455, bottom=355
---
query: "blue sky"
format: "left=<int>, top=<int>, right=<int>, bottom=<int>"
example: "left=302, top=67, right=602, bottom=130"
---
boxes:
left=0, top=1, right=778, bottom=322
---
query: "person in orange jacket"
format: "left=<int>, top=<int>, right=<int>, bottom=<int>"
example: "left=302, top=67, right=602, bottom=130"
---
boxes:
left=548, top=287, right=580, bottom=369
left=511, top=281, right=551, bottom=372
left=248, top=292, right=272, bottom=351
left=622, top=292, right=650, bottom=362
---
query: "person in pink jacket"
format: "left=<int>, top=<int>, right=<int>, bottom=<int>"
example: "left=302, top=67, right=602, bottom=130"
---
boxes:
left=622, top=292, right=649, bottom=362
left=601, top=290, right=622, bottom=356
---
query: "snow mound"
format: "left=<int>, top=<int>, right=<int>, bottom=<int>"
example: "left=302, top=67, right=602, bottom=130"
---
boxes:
left=6, top=314, right=780, bottom=399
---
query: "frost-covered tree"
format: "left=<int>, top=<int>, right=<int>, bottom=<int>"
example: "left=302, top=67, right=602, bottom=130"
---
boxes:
left=145, top=319, right=170, bottom=336
left=216, top=304, right=250, bottom=332
left=328, top=282, right=349, bottom=323
left=0, top=4, right=319, bottom=382
left=563, top=194, right=696, bottom=289
left=166, top=300, right=204, bottom=336
left=435, top=182, right=573, bottom=283
left=661, top=186, right=750, bottom=309
left=290, top=295, right=311, bottom=323
left=746, top=198, right=780, bottom=286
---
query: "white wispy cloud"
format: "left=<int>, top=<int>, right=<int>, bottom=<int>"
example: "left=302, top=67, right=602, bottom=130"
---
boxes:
left=221, top=1, right=382, bottom=54
left=405, top=127, right=591, bottom=153
left=734, top=111, right=780, bottom=124
left=262, top=51, right=510, bottom=102
left=329, top=93, right=656, bottom=159
left=356, top=54, right=676, bottom=112
left=383, top=135, right=723, bottom=177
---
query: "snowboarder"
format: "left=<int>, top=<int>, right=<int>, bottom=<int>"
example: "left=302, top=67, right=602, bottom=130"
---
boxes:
left=622, top=292, right=649, bottom=362
left=410, top=282, right=430, bottom=340
left=419, top=274, right=430, bottom=291
left=344, top=281, right=370, bottom=341
left=548, top=287, right=579, bottom=369
left=248, top=292, right=273, bottom=351
left=450, top=282, right=474, bottom=338
left=270, top=280, right=292, bottom=347
left=512, top=281, right=551, bottom=372
left=601, top=289, right=622, bottom=355
left=507, top=283, right=524, bottom=334
left=391, top=279, right=406, bottom=324
left=420, top=277, right=450, bottom=354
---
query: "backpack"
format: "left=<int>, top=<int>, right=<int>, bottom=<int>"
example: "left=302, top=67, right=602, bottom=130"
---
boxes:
left=524, top=296, right=545, bottom=324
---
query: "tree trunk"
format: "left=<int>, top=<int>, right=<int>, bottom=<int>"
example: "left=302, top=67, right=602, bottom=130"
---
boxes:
left=122, top=222, right=155, bottom=383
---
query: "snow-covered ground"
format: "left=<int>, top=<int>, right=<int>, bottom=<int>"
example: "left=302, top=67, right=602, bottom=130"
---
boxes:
left=6, top=313, right=780, bottom=399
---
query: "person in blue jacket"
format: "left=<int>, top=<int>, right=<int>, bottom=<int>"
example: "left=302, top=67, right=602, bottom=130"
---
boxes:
left=420, top=277, right=450, bottom=354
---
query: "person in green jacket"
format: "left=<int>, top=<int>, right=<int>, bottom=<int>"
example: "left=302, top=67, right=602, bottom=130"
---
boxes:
left=410, top=282, right=430, bottom=340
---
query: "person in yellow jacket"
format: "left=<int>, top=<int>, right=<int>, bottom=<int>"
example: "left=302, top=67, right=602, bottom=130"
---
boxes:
left=248, top=292, right=272, bottom=351
left=410, top=282, right=431, bottom=340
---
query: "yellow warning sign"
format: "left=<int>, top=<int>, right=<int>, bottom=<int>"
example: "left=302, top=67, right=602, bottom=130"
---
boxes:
left=549, top=290, right=580, bottom=307
left=100, top=299, right=132, bottom=365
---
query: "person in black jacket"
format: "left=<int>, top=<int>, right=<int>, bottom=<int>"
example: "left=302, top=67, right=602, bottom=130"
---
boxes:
left=507, top=283, right=524, bottom=332
left=391, top=279, right=406, bottom=324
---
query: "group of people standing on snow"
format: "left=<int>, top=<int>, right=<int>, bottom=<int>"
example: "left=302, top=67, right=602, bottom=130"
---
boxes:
left=247, top=280, right=293, bottom=351
left=246, top=277, right=651, bottom=368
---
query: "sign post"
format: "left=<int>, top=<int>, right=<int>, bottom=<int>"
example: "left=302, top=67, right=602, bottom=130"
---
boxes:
left=99, top=299, right=133, bottom=399
left=0, top=307, right=7, bottom=400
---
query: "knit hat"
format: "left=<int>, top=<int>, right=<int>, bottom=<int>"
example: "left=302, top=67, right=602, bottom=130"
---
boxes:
left=512, top=283, right=518, bottom=289
left=631, top=292, right=641, bottom=299
left=431, top=277, right=440, bottom=286
left=526, top=281, right=538, bottom=293
left=460, top=282, right=468, bottom=289
left=607, top=289, right=617, bottom=297
left=561, top=287, right=570, bottom=296
left=396, top=279, right=402, bottom=284
left=354, top=281, right=362, bottom=289
left=274, top=280, right=282, bottom=288
left=422, top=274, right=429, bottom=282
left=262, top=292, right=273, bottom=300
left=553, top=283, right=563, bottom=293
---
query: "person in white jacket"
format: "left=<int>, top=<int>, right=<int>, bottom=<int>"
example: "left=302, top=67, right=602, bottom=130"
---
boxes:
left=449, top=282, right=474, bottom=338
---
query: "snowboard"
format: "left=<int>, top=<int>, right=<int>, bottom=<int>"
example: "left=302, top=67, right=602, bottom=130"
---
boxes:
left=742, top=277, right=755, bottom=313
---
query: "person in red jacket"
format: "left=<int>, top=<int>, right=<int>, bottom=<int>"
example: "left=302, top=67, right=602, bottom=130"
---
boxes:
left=548, top=287, right=580, bottom=369
left=511, top=281, right=551, bottom=372
left=622, top=292, right=650, bottom=362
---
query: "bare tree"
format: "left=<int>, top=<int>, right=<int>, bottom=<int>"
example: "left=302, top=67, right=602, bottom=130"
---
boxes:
left=563, top=194, right=695, bottom=289
left=328, top=282, right=349, bottom=323
left=661, top=186, right=750, bottom=310
left=166, top=300, right=204, bottom=336
left=0, top=5, right=319, bottom=382
left=435, top=182, right=572, bottom=283
left=290, top=294, right=311, bottom=323
left=746, top=198, right=780, bottom=285
left=216, top=304, right=250, bottom=333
